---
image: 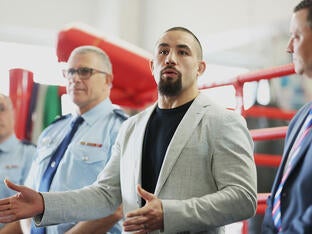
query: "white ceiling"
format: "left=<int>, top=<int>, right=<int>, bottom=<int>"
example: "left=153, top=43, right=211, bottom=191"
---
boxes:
left=0, top=0, right=305, bottom=111
left=0, top=1, right=299, bottom=49
left=0, top=0, right=300, bottom=80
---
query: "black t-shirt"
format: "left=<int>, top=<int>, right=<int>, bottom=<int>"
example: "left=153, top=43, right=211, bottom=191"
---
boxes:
left=141, top=100, right=193, bottom=204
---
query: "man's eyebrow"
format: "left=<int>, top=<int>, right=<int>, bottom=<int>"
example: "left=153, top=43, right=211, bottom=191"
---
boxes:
left=157, top=43, right=169, bottom=48
left=176, top=44, right=190, bottom=50
left=157, top=43, right=190, bottom=50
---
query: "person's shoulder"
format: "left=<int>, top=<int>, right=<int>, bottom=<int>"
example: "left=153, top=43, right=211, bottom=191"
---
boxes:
left=198, top=95, right=244, bottom=123
left=296, top=102, right=311, bottom=115
left=49, top=114, right=71, bottom=125
left=19, top=139, right=36, bottom=158
left=113, top=108, right=128, bottom=121
left=289, top=102, right=311, bottom=124
left=197, top=94, right=230, bottom=115
left=21, top=139, right=35, bottom=146
left=40, top=114, right=72, bottom=136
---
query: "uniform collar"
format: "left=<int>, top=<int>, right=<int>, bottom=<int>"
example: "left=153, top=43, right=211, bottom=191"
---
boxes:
left=0, top=134, right=18, bottom=153
left=75, top=98, right=114, bottom=126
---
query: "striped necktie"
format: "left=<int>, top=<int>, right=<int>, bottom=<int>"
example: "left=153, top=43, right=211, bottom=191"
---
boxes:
left=30, top=116, right=84, bottom=234
left=272, top=109, right=312, bottom=232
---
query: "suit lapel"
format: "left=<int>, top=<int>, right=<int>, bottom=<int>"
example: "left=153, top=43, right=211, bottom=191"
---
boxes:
left=283, top=108, right=309, bottom=162
left=272, top=107, right=311, bottom=192
left=154, top=93, right=210, bottom=195
left=273, top=119, right=302, bottom=185
left=285, top=126, right=312, bottom=181
left=134, top=105, right=157, bottom=196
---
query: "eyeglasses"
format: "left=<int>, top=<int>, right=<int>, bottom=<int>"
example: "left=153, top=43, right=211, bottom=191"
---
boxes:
left=62, top=67, right=108, bottom=80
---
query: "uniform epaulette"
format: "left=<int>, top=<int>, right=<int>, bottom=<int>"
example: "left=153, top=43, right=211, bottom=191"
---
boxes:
left=113, top=109, right=128, bottom=120
left=21, top=140, right=36, bottom=147
left=49, top=114, right=71, bottom=125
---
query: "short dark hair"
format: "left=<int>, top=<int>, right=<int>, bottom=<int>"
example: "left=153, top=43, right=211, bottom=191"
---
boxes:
left=165, top=27, right=203, bottom=60
left=294, top=0, right=312, bottom=28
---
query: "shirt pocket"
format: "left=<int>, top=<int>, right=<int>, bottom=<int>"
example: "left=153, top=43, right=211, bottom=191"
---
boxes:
left=67, top=144, right=110, bottom=186
left=70, top=144, right=109, bottom=164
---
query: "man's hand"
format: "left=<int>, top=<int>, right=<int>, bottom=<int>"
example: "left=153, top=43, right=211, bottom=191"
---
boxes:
left=123, top=185, right=164, bottom=233
left=0, top=179, right=44, bottom=223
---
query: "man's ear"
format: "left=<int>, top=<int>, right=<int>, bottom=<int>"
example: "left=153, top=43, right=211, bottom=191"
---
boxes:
left=107, top=74, right=113, bottom=84
left=197, top=61, right=206, bottom=76
left=149, top=60, right=154, bottom=75
left=105, top=74, right=113, bottom=88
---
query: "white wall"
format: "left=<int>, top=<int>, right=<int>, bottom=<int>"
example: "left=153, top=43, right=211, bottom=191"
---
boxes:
left=0, top=0, right=300, bottom=50
left=0, top=0, right=302, bottom=105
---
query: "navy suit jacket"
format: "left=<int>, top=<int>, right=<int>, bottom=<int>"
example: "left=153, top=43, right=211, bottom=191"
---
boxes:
left=262, top=102, right=312, bottom=234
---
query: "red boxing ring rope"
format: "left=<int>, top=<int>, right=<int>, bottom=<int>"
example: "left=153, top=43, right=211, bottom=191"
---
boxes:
left=199, top=63, right=295, bottom=114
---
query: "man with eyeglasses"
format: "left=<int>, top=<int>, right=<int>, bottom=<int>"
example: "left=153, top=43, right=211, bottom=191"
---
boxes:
left=0, top=45, right=127, bottom=234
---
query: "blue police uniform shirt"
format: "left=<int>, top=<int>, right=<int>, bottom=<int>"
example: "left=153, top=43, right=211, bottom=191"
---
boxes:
left=0, top=134, right=36, bottom=228
left=24, top=98, right=127, bottom=234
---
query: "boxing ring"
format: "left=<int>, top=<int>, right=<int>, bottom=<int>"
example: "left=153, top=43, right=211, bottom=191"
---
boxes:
left=9, top=25, right=298, bottom=233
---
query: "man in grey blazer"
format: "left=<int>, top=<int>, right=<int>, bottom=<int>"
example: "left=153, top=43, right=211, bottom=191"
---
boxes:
left=0, top=27, right=257, bottom=234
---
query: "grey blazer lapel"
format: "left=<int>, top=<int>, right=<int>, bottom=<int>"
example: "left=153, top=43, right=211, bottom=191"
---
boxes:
left=134, top=105, right=157, bottom=196
left=154, top=93, right=210, bottom=195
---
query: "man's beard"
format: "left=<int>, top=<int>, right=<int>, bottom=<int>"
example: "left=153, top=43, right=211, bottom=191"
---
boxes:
left=158, top=76, right=182, bottom=97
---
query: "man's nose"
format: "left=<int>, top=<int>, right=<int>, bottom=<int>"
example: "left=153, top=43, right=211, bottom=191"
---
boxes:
left=165, top=51, right=177, bottom=65
left=286, top=39, right=294, bottom=54
left=69, top=72, right=81, bottom=83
